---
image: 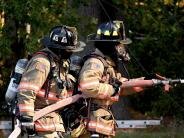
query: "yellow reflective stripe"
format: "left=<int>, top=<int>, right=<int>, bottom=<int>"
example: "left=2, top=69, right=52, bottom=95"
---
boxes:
left=104, top=30, right=110, bottom=36
left=97, top=29, right=101, bottom=35
left=112, top=31, right=118, bottom=36
left=18, top=82, right=40, bottom=92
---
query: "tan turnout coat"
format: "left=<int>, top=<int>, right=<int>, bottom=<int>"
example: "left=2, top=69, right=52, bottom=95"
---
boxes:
left=17, top=48, right=75, bottom=133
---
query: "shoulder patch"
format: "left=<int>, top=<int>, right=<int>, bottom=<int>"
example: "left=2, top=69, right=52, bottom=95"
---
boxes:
left=84, top=58, right=104, bottom=71
left=91, top=63, right=101, bottom=69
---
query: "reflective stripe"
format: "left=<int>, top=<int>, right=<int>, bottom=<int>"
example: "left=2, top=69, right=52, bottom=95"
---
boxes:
left=18, top=82, right=40, bottom=92
left=35, top=122, right=61, bottom=131
left=97, top=29, right=101, bottom=35
left=85, top=120, right=114, bottom=134
left=104, top=30, right=110, bottom=36
left=91, top=134, right=100, bottom=137
left=36, top=89, right=73, bottom=101
left=79, top=80, right=99, bottom=89
left=80, top=81, right=118, bottom=101
left=37, top=90, right=59, bottom=101
left=110, top=95, right=119, bottom=102
left=18, top=104, right=34, bottom=112
left=97, top=94, right=119, bottom=102
left=67, top=91, right=73, bottom=95
left=112, top=31, right=118, bottom=36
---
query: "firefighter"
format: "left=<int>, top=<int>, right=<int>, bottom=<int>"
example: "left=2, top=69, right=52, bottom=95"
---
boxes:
left=78, top=20, right=145, bottom=138
left=17, top=25, right=85, bottom=138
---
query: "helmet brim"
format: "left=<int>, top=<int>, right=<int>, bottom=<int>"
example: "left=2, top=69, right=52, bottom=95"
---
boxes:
left=87, top=33, right=132, bottom=45
left=41, top=36, right=86, bottom=52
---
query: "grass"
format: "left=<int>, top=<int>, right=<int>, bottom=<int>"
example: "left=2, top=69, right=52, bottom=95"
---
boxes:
left=3, top=127, right=184, bottom=138
left=115, top=126, right=184, bottom=138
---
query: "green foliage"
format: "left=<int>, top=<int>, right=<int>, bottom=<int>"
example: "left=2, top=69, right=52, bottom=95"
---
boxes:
left=148, top=86, right=184, bottom=119
left=102, top=0, right=184, bottom=119
left=0, top=0, right=95, bottom=55
left=118, top=0, right=184, bottom=119
left=0, top=0, right=95, bottom=113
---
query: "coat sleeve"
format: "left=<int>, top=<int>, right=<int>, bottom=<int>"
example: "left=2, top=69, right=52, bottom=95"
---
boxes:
left=79, top=58, right=115, bottom=99
left=17, top=56, right=50, bottom=117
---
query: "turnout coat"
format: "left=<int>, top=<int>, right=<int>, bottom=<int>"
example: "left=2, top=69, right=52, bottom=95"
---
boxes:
left=17, top=48, right=74, bottom=133
left=79, top=49, right=143, bottom=136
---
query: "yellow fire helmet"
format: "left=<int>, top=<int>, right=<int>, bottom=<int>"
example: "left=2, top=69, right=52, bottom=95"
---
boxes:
left=87, top=20, right=132, bottom=45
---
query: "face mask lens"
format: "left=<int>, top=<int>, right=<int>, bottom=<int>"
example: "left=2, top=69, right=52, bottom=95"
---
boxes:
left=116, top=44, right=130, bottom=62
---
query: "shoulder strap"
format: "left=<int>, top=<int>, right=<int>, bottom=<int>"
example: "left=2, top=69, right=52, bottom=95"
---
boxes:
left=32, top=50, right=55, bottom=76
left=73, top=49, right=109, bottom=96
left=32, top=50, right=55, bottom=98
left=83, top=48, right=108, bottom=68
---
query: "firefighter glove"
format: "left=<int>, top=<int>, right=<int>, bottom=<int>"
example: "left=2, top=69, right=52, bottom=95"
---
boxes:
left=109, top=77, right=122, bottom=96
left=20, top=116, right=36, bottom=136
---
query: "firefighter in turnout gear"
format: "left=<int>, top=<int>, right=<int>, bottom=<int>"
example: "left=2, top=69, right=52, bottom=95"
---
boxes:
left=17, top=25, right=85, bottom=137
left=78, top=21, right=145, bottom=138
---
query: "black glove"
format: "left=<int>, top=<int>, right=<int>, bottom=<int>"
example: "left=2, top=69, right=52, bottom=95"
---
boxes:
left=20, top=116, right=35, bottom=136
left=109, top=77, right=122, bottom=96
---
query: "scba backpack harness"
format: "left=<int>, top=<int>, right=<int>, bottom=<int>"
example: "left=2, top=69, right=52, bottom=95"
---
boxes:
left=62, top=49, right=110, bottom=137
left=72, top=49, right=108, bottom=96
left=5, top=50, right=55, bottom=110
